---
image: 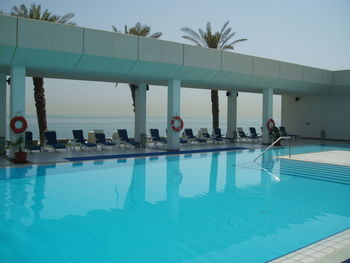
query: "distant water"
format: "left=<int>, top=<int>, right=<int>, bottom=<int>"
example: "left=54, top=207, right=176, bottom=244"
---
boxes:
left=5, top=115, right=280, bottom=139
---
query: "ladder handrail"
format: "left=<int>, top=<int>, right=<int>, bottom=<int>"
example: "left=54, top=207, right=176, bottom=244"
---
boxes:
left=253, top=136, right=291, bottom=163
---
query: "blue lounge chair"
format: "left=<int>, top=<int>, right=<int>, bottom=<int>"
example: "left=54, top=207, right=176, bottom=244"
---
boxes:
left=73, top=130, right=97, bottom=150
left=150, top=129, right=167, bottom=145
left=25, top=131, right=41, bottom=152
left=117, top=129, right=141, bottom=147
left=279, top=126, right=298, bottom=139
left=213, top=128, right=235, bottom=143
left=44, top=131, right=66, bottom=151
left=198, top=128, right=222, bottom=144
left=249, top=127, right=261, bottom=141
left=95, top=132, right=116, bottom=149
left=184, top=128, right=206, bottom=144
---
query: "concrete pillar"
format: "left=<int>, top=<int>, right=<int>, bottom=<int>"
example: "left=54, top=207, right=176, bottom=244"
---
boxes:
left=9, top=66, right=26, bottom=144
left=167, top=80, right=181, bottom=151
left=134, top=83, right=147, bottom=142
left=0, top=73, right=6, bottom=142
left=226, top=89, right=237, bottom=139
left=262, top=88, right=273, bottom=144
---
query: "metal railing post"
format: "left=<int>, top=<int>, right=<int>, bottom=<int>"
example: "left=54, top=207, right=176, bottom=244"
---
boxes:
left=253, top=136, right=291, bottom=163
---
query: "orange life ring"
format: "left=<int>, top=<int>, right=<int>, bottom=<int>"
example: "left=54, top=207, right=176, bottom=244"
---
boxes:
left=266, top=118, right=275, bottom=132
left=171, top=116, right=184, bottom=132
left=10, top=116, right=28, bottom=133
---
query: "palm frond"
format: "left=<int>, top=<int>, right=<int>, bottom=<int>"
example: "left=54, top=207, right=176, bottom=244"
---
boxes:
left=181, top=27, right=206, bottom=46
left=182, top=35, right=202, bottom=46
left=225, top=38, right=248, bottom=50
left=9, top=4, right=75, bottom=25
left=150, top=32, right=162, bottom=38
left=181, top=21, right=246, bottom=51
left=58, top=13, right=75, bottom=24
left=220, top=31, right=235, bottom=49
left=219, top=20, right=230, bottom=36
left=112, top=25, right=119, bottom=32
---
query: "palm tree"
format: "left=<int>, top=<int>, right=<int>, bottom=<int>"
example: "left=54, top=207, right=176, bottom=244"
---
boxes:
left=181, top=21, right=247, bottom=129
left=10, top=4, right=75, bottom=145
left=112, top=23, right=162, bottom=111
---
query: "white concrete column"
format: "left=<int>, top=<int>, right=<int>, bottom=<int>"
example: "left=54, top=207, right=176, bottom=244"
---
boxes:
left=167, top=80, right=181, bottom=151
left=0, top=73, right=6, bottom=142
left=226, top=89, right=237, bottom=139
left=262, top=87, right=273, bottom=144
left=134, top=83, right=147, bottom=142
left=9, top=66, right=26, bottom=144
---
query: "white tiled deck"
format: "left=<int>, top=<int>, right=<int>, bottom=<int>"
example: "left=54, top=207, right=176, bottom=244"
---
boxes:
left=269, top=229, right=350, bottom=263
left=279, top=150, right=350, bottom=167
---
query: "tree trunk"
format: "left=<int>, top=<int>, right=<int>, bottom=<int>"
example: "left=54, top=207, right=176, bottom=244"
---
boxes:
left=211, top=90, right=219, bottom=129
left=129, top=84, right=137, bottom=112
left=33, top=77, right=47, bottom=146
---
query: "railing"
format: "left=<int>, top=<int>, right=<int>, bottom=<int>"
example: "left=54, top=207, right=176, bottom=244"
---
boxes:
left=252, top=136, right=292, bottom=182
left=253, top=136, right=292, bottom=163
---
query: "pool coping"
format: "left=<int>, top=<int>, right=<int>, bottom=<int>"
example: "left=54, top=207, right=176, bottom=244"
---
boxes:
left=268, top=228, right=350, bottom=263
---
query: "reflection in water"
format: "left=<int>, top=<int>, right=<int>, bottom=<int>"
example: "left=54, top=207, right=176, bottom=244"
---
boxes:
left=31, top=166, right=47, bottom=219
left=225, top=152, right=237, bottom=193
left=1, top=150, right=349, bottom=263
left=209, top=153, right=219, bottom=194
left=166, top=156, right=181, bottom=220
left=124, top=158, right=146, bottom=209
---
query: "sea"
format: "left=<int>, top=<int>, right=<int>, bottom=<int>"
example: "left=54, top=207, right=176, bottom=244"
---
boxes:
left=5, top=115, right=280, bottom=140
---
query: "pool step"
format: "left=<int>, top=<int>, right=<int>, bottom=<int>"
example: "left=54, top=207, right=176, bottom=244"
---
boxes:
left=236, top=159, right=350, bottom=185
left=266, top=159, right=350, bottom=185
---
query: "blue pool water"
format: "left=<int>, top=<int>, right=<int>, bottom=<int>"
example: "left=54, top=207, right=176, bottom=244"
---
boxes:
left=0, top=145, right=350, bottom=263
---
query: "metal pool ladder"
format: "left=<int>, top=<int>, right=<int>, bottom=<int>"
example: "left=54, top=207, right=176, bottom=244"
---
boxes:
left=253, top=136, right=292, bottom=163
left=252, top=136, right=292, bottom=182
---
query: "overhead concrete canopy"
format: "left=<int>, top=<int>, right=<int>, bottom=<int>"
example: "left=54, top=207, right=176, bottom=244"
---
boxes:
left=0, top=14, right=350, bottom=94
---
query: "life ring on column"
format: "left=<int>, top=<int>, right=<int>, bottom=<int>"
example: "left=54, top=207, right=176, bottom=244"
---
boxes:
left=266, top=118, right=275, bottom=132
left=171, top=116, right=184, bottom=132
left=10, top=116, right=28, bottom=133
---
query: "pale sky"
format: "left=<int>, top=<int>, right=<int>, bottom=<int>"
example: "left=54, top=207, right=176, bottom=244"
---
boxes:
left=1, top=0, right=350, bottom=120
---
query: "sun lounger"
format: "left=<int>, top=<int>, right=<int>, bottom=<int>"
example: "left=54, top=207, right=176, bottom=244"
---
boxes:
left=150, top=129, right=167, bottom=146
left=248, top=127, right=261, bottom=141
left=117, top=129, right=141, bottom=148
left=25, top=131, right=41, bottom=152
left=213, top=128, right=235, bottom=143
left=184, top=128, right=206, bottom=144
left=279, top=126, right=298, bottom=139
left=44, top=130, right=66, bottom=151
left=198, top=128, right=223, bottom=143
left=72, top=130, right=97, bottom=150
left=95, top=132, right=116, bottom=149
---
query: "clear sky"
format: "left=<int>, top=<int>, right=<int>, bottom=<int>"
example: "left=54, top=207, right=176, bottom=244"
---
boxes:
left=1, top=0, right=350, bottom=120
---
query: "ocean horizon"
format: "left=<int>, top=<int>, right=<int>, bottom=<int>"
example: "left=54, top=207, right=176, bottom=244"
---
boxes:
left=5, top=115, right=281, bottom=140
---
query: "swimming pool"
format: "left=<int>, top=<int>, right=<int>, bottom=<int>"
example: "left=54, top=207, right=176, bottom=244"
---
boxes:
left=0, top=145, right=349, bottom=263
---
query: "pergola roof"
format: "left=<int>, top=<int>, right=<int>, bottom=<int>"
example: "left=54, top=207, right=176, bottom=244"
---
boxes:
left=0, top=14, right=349, bottom=94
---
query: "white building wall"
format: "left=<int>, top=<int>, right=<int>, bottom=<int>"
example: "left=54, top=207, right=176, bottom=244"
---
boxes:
left=281, top=94, right=350, bottom=140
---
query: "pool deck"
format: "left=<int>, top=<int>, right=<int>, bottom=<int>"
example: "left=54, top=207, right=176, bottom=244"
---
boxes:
left=279, top=150, right=350, bottom=167
left=1, top=138, right=350, bottom=263
left=1, top=138, right=347, bottom=167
